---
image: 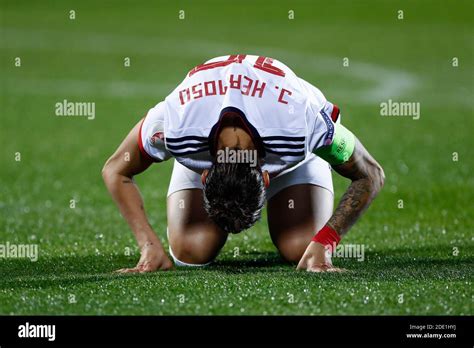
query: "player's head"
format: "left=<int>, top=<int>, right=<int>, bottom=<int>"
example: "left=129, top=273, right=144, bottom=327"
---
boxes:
left=203, top=110, right=270, bottom=233
left=202, top=161, right=269, bottom=234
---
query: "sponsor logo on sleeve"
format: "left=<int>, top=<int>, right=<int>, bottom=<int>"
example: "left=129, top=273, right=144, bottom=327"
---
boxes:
left=320, top=109, right=334, bottom=145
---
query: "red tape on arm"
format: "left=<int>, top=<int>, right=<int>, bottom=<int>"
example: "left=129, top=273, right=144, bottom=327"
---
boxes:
left=311, top=225, right=341, bottom=253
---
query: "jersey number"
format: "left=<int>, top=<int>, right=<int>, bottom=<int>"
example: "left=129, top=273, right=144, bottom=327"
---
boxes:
left=188, top=55, right=285, bottom=77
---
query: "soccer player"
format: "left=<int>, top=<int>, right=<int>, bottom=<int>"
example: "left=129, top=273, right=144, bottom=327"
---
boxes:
left=102, top=55, right=385, bottom=273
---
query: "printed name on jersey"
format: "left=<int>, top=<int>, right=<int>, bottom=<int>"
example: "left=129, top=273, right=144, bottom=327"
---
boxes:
left=178, top=74, right=292, bottom=106
left=179, top=55, right=291, bottom=106
left=179, top=74, right=266, bottom=105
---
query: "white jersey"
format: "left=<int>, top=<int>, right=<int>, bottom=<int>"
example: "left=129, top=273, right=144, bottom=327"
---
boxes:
left=139, top=54, right=341, bottom=175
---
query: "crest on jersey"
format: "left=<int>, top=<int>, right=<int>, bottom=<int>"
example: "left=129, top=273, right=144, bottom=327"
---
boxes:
left=150, top=131, right=164, bottom=145
left=147, top=120, right=165, bottom=147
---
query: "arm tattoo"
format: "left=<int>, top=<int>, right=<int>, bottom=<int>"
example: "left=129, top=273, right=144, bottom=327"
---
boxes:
left=327, top=138, right=385, bottom=236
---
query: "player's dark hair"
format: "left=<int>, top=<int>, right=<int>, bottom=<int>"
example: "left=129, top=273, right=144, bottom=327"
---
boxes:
left=203, top=162, right=265, bottom=234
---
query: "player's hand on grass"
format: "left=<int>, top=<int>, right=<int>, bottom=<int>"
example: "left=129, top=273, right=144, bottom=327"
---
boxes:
left=116, top=241, right=173, bottom=273
left=296, top=241, right=346, bottom=273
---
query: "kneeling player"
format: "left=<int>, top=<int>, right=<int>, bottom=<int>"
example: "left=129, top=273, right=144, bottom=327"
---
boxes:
left=102, top=55, right=385, bottom=273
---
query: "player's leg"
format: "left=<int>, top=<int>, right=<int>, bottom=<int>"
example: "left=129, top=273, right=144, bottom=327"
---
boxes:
left=266, top=155, right=334, bottom=262
left=166, top=161, right=228, bottom=265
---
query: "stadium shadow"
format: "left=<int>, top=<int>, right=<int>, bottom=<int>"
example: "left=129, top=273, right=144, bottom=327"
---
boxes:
left=212, top=251, right=287, bottom=268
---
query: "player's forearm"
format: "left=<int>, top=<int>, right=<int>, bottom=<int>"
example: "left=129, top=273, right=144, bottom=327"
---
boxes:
left=328, top=138, right=385, bottom=236
left=102, top=171, right=161, bottom=249
left=327, top=176, right=382, bottom=236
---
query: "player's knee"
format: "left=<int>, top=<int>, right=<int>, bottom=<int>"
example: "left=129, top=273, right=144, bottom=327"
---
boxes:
left=274, top=236, right=309, bottom=263
left=170, top=239, right=213, bottom=265
left=168, top=227, right=224, bottom=265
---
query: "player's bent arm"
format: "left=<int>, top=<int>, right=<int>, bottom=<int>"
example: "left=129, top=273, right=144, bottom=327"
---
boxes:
left=297, top=125, right=384, bottom=272
left=102, top=119, right=172, bottom=271
left=314, top=123, right=385, bottom=236
left=328, top=137, right=385, bottom=236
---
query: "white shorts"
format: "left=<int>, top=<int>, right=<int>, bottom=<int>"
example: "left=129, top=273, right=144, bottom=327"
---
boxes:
left=167, top=153, right=334, bottom=199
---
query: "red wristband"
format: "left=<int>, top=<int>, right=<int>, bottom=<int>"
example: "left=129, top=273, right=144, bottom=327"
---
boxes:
left=311, top=225, right=341, bottom=253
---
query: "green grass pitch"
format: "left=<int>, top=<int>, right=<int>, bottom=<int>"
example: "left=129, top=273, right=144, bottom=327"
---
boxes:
left=0, top=0, right=472, bottom=315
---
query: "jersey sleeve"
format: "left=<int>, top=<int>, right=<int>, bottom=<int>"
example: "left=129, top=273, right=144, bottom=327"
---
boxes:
left=138, top=102, right=172, bottom=162
left=301, top=79, right=354, bottom=165
left=300, top=78, right=340, bottom=151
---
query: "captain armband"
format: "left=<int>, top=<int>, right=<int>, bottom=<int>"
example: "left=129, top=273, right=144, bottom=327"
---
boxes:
left=314, top=123, right=355, bottom=165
